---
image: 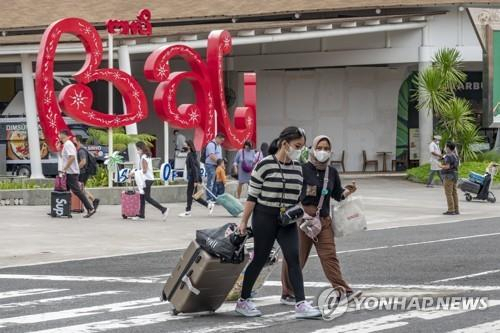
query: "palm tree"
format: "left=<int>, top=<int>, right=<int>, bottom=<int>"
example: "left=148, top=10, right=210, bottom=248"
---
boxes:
left=413, top=48, right=483, bottom=162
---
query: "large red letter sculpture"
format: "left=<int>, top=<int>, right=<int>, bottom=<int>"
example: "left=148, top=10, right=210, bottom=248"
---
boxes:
left=145, top=30, right=256, bottom=151
left=144, top=45, right=216, bottom=151
left=35, top=18, right=148, bottom=151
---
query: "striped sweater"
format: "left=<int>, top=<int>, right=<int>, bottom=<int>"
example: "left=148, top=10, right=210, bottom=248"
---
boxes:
left=247, top=155, right=303, bottom=208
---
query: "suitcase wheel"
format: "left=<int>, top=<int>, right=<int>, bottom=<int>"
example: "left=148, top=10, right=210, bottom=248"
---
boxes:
left=122, top=214, right=128, bottom=219
left=465, top=193, right=472, bottom=202
left=172, top=309, right=179, bottom=316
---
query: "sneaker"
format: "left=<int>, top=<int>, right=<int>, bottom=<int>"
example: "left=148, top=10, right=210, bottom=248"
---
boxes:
left=162, top=208, right=170, bottom=221
left=178, top=211, right=192, bottom=217
left=235, top=298, right=262, bottom=317
left=92, top=198, right=100, bottom=211
left=426, top=184, right=433, bottom=188
left=132, top=216, right=145, bottom=221
left=454, top=211, right=460, bottom=215
left=280, top=295, right=296, bottom=306
left=208, top=202, right=215, bottom=215
left=443, top=211, right=454, bottom=215
left=295, top=300, right=321, bottom=319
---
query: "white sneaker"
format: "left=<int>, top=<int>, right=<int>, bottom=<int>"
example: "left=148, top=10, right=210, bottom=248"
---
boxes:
left=178, top=211, right=192, bottom=217
left=162, top=208, right=169, bottom=221
left=131, top=216, right=145, bottom=221
left=235, top=298, right=262, bottom=317
left=208, top=202, right=215, bottom=215
left=295, top=300, right=321, bottom=319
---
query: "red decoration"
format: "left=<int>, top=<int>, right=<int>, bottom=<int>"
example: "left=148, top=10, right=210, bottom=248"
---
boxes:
left=207, top=30, right=257, bottom=150
left=144, top=45, right=216, bottom=151
left=35, top=18, right=148, bottom=151
left=106, top=9, right=152, bottom=36
left=144, top=30, right=257, bottom=151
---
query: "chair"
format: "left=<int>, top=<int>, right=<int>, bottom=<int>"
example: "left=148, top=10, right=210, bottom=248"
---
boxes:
left=362, top=150, right=378, bottom=172
left=330, top=150, right=346, bottom=173
left=392, top=152, right=408, bottom=171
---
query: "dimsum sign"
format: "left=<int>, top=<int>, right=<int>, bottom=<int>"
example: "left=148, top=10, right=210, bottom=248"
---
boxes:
left=35, top=9, right=257, bottom=152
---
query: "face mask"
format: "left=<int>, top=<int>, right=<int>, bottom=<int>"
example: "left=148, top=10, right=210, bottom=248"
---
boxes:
left=314, top=150, right=330, bottom=162
left=286, top=145, right=302, bottom=161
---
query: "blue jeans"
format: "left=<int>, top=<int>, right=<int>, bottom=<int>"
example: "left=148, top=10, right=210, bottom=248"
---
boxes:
left=205, top=163, right=217, bottom=200
left=215, top=182, right=225, bottom=197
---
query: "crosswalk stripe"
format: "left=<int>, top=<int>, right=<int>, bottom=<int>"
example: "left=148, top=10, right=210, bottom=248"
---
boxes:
left=263, top=281, right=500, bottom=292
left=0, top=297, right=161, bottom=328
left=309, top=300, right=500, bottom=333
left=0, top=274, right=158, bottom=284
left=446, top=319, right=500, bottom=332
left=431, top=268, right=500, bottom=283
left=26, top=296, right=282, bottom=333
left=0, top=291, right=125, bottom=309
left=0, top=289, right=68, bottom=300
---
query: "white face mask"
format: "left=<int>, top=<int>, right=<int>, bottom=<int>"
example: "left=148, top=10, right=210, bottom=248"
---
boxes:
left=314, top=150, right=330, bottom=162
left=286, top=145, right=302, bottom=161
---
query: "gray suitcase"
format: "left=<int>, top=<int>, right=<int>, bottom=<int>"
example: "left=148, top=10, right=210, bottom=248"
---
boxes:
left=458, top=179, right=480, bottom=194
left=162, top=240, right=249, bottom=315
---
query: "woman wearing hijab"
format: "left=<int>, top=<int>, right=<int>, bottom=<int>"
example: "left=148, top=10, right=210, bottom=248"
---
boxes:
left=280, top=135, right=362, bottom=305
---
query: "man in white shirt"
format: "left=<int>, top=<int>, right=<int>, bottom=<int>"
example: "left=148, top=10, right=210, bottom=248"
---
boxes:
left=173, top=130, right=186, bottom=154
left=59, top=130, right=96, bottom=217
left=427, top=135, right=443, bottom=188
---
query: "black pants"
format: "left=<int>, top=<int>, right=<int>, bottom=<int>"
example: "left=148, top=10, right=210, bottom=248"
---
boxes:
left=241, top=204, right=305, bottom=302
left=186, top=179, right=208, bottom=212
left=66, top=173, right=93, bottom=211
left=139, top=180, right=166, bottom=218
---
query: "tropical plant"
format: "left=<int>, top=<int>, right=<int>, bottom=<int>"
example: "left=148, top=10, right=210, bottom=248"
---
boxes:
left=413, top=48, right=484, bottom=162
left=87, top=127, right=155, bottom=152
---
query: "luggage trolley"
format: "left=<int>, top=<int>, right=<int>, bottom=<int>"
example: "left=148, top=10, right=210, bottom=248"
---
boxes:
left=458, top=167, right=497, bottom=203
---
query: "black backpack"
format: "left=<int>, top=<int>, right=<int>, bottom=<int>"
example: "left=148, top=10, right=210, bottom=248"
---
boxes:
left=200, top=141, right=215, bottom=164
left=81, top=147, right=97, bottom=175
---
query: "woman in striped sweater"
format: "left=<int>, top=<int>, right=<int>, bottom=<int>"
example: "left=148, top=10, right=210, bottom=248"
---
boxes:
left=235, top=126, right=321, bottom=319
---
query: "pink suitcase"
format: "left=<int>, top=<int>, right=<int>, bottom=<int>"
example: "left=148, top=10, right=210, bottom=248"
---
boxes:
left=121, top=189, right=140, bottom=219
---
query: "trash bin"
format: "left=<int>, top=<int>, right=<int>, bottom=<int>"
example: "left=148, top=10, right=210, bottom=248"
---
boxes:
left=0, top=144, right=6, bottom=175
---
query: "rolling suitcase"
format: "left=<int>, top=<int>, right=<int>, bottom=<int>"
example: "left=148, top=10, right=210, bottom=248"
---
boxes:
left=71, top=182, right=84, bottom=213
left=226, top=245, right=280, bottom=301
left=162, top=240, right=249, bottom=315
left=121, top=188, right=141, bottom=219
left=204, top=185, right=244, bottom=217
left=458, top=179, right=480, bottom=194
left=50, top=191, right=72, bottom=218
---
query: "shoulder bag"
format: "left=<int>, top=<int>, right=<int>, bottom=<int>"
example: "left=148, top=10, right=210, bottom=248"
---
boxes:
left=300, top=166, right=328, bottom=241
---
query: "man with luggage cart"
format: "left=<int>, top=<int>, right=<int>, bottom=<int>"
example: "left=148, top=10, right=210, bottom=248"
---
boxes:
left=204, top=133, right=225, bottom=201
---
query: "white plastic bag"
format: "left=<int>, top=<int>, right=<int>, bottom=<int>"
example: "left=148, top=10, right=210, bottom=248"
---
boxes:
left=332, top=196, right=367, bottom=237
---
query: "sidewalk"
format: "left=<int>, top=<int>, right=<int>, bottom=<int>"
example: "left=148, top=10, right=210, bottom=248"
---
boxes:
left=1, top=177, right=499, bottom=268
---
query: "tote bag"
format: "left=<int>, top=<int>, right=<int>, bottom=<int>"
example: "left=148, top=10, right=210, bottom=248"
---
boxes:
left=332, top=196, right=367, bottom=237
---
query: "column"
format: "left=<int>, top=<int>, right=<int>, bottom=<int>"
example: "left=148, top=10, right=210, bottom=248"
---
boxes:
left=418, top=27, right=433, bottom=165
left=118, top=41, right=139, bottom=166
left=20, top=54, right=44, bottom=179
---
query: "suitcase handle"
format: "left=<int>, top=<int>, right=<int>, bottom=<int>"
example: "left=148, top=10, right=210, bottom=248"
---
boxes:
left=181, top=275, right=200, bottom=295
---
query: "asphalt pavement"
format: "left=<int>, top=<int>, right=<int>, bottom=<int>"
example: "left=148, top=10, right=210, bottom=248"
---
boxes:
left=0, top=217, right=499, bottom=332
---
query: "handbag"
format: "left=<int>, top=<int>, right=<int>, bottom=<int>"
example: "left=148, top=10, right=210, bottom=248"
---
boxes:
left=241, top=150, right=254, bottom=173
left=300, top=166, right=329, bottom=241
left=192, top=184, right=204, bottom=200
left=273, top=155, right=304, bottom=226
left=332, top=196, right=367, bottom=237
left=54, top=174, right=67, bottom=191
left=196, top=223, right=250, bottom=264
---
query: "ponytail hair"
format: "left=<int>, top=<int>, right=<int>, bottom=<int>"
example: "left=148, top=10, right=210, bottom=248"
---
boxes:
left=268, top=126, right=306, bottom=155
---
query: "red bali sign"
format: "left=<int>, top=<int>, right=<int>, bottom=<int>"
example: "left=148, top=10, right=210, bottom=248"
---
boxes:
left=35, top=10, right=256, bottom=152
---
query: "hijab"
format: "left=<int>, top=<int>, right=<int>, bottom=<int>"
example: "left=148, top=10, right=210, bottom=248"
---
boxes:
left=308, top=135, right=331, bottom=171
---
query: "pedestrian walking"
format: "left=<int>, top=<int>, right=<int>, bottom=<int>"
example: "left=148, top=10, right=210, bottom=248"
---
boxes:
left=173, top=129, right=186, bottom=155
left=74, top=136, right=100, bottom=211
left=427, top=135, right=443, bottom=188
left=280, top=135, right=362, bottom=305
left=129, top=141, right=169, bottom=221
left=236, top=126, right=321, bottom=319
left=204, top=133, right=225, bottom=201
left=440, top=141, right=460, bottom=215
left=233, top=141, right=259, bottom=199
left=58, top=130, right=95, bottom=218
left=178, top=139, right=215, bottom=217
left=215, top=158, right=227, bottom=196
left=260, top=142, right=269, bottom=158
